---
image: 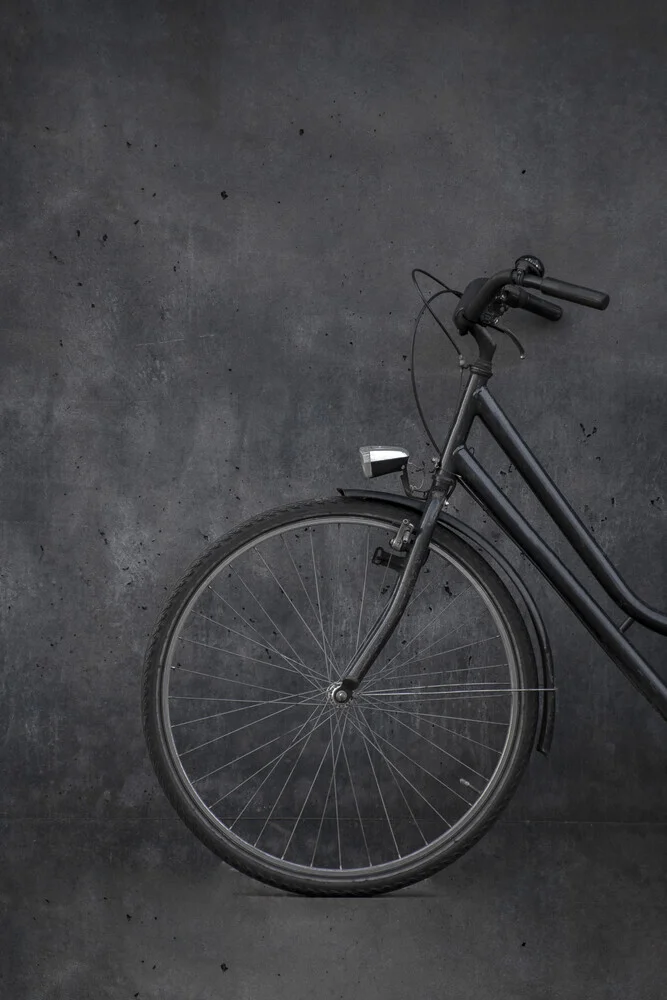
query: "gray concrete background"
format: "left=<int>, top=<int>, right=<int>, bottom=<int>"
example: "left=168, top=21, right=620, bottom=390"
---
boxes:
left=1, top=0, right=666, bottom=996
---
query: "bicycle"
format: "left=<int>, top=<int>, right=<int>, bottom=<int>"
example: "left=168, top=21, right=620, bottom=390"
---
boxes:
left=142, top=254, right=667, bottom=897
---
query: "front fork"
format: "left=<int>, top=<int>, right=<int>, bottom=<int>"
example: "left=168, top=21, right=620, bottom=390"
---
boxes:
left=333, top=351, right=493, bottom=701
left=334, top=480, right=452, bottom=699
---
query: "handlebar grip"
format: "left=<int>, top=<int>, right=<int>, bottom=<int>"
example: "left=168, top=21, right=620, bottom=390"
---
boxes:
left=524, top=275, right=610, bottom=310
left=520, top=290, right=563, bottom=320
left=504, top=286, right=563, bottom=321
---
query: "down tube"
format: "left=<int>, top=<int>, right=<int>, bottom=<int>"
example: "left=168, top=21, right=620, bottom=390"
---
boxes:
left=453, top=446, right=667, bottom=720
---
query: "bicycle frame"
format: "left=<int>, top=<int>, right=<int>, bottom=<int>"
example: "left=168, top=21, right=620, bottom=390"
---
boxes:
left=339, top=324, right=667, bottom=722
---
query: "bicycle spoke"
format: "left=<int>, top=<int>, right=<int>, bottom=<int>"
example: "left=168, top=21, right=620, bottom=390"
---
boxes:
left=281, top=533, right=341, bottom=673
left=349, top=707, right=429, bottom=848
left=374, top=661, right=509, bottom=688
left=349, top=707, right=474, bottom=805
left=364, top=680, right=514, bottom=695
left=174, top=663, right=315, bottom=699
left=171, top=691, right=325, bottom=728
left=331, top=712, right=343, bottom=869
left=210, top=701, right=326, bottom=811
left=346, top=706, right=451, bottom=829
left=178, top=635, right=325, bottom=690
left=232, top=563, right=316, bottom=676
left=355, top=532, right=371, bottom=654
left=179, top=691, right=317, bottom=757
left=250, top=703, right=334, bottom=846
left=364, top=586, right=473, bottom=687
left=361, top=693, right=501, bottom=762
left=360, top=692, right=496, bottom=773
left=224, top=701, right=331, bottom=823
left=364, top=685, right=543, bottom=698
left=359, top=705, right=510, bottom=726
left=339, top=725, right=372, bottom=867
left=329, top=523, right=342, bottom=670
left=204, top=588, right=329, bottom=686
left=253, top=548, right=338, bottom=678
left=309, top=532, right=335, bottom=681
left=177, top=632, right=309, bottom=675
left=191, top=711, right=332, bottom=785
left=279, top=710, right=338, bottom=860
left=390, top=632, right=501, bottom=674
left=310, top=712, right=347, bottom=868
left=350, top=705, right=401, bottom=859
left=169, top=694, right=308, bottom=703
left=365, top=619, right=487, bottom=691
left=184, top=621, right=323, bottom=689
left=403, top=574, right=436, bottom=614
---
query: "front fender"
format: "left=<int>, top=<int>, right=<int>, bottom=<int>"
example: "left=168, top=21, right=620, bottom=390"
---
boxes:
left=337, top=487, right=555, bottom=755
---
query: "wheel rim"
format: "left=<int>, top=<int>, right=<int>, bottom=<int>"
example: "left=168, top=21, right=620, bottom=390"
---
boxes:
left=158, top=514, right=524, bottom=881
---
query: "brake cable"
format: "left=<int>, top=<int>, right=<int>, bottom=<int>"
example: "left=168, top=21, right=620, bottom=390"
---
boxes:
left=409, top=269, right=533, bottom=456
left=410, top=269, right=463, bottom=452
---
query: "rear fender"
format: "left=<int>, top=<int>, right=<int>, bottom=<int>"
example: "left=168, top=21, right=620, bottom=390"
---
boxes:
left=337, top=487, right=555, bottom=755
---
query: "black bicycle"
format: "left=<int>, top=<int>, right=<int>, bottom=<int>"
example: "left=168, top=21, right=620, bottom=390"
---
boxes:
left=142, top=254, right=667, bottom=897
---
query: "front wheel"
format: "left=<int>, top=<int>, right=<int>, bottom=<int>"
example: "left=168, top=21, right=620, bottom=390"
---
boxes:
left=142, top=496, right=539, bottom=896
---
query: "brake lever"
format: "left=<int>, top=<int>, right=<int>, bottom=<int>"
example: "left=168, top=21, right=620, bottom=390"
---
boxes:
left=479, top=297, right=526, bottom=359
left=488, top=319, right=526, bottom=359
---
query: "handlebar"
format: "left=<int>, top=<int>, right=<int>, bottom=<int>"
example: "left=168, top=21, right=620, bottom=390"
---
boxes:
left=453, top=257, right=610, bottom=333
left=502, top=286, right=563, bottom=321
left=522, top=274, right=610, bottom=310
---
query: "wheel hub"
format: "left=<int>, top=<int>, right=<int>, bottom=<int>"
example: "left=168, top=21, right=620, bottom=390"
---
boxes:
left=328, top=682, right=352, bottom=705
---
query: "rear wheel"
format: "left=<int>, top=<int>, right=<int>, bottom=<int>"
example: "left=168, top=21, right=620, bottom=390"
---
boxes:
left=142, top=496, right=538, bottom=896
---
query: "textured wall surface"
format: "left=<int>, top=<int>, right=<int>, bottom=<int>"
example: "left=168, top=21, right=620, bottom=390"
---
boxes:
left=2, top=0, right=666, bottom=996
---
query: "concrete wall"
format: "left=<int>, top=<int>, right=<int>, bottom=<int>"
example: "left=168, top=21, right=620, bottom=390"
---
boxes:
left=2, top=0, right=666, bottom=996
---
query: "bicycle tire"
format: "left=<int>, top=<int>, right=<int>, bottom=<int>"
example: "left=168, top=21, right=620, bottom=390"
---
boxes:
left=142, top=496, right=539, bottom=896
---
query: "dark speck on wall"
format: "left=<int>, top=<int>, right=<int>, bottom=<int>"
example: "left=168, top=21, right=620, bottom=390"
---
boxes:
left=221, top=191, right=228, bottom=199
